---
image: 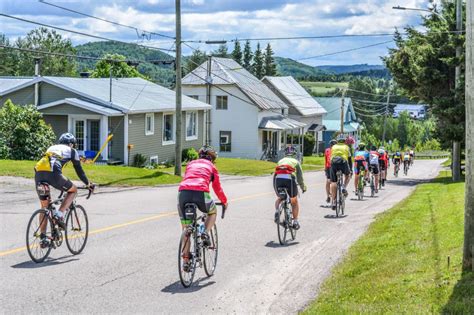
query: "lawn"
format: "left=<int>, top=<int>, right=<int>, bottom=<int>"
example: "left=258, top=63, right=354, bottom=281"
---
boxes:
left=299, top=81, right=349, bottom=96
left=0, top=160, right=181, bottom=186
left=304, top=172, right=473, bottom=314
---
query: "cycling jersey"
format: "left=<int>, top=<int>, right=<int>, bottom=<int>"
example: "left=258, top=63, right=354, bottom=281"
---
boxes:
left=404, top=154, right=410, bottom=161
left=354, top=150, right=369, bottom=161
left=275, top=157, right=305, bottom=189
left=392, top=153, right=402, bottom=164
left=324, top=148, right=332, bottom=169
left=330, top=143, right=350, bottom=162
left=179, top=158, right=227, bottom=204
left=369, top=151, right=379, bottom=165
left=35, top=144, right=89, bottom=185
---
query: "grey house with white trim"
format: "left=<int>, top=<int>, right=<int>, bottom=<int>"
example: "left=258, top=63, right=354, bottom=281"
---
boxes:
left=0, top=76, right=211, bottom=165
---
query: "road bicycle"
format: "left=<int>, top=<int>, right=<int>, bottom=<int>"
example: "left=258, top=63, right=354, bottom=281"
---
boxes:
left=369, top=167, right=376, bottom=197
left=404, top=161, right=409, bottom=176
left=275, top=187, right=297, bottom=245
left=26, top=186, right=93, bottom=263
left=356, top=168, right=365, bottom=200
left=394, top=163, right=400, bottom=177
left=178, top=202, right=226, bottom=288
left=335, top=170, right=346, bottom=217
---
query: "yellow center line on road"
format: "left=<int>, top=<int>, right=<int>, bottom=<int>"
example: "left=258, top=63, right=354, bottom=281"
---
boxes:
left=0, top=183, right=324, bottom=257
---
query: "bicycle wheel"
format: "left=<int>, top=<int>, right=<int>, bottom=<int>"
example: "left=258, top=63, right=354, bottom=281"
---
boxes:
left=26, top=209, right=53, bottom=263
left=178, top=228, right=197, bottom=287
left=288, top=208, right=296, bottom=241
left=370, top=176, right=375, bottom=197
left=341, top=192, right=346, bottom=216
left=203, top=224, right=218, bottom=277
left=276, top=202, right=288, bottom=245
left=335, top=184, right=341, bottom=217
left=65, top=205, right=89, bottom=255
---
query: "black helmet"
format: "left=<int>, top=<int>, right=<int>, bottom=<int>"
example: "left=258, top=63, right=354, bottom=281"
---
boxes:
left=198, top=145, right=217, bottom=162
left=284, top=146, right=297, bottom=157
left=329, top=139, right=337, bottom=146
left=336, top=134, right=346, bottom=143
left=58, top=133, right=77, bottom=146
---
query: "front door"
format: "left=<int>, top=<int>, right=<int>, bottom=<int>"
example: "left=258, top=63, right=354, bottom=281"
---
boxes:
left=74, top=119, right=86, bottom=154
left=88, top=120, right=100, bottom=152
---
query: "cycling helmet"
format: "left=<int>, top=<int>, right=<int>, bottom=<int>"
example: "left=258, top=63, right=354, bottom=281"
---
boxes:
left=329, top=139, right=337, bottom=146
left=371, top=145, right=377, bottom=151
left=198, top=145, right=217, bottom=162
left=336, top=134, right=346, bottom=143
left=345, top=136, right=355, bottom=145
left=358, top=143, right=366, bottom=151
left=284, top=146, right=297, bottom=157
left=58, top=133, right=77, bottom=146
left=378, top=149, right=385, bottom=155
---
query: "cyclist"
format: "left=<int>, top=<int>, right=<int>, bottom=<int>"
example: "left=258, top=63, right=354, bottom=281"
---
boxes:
left=274, top=146, right=307, bottom=230
left=403, top=150, right=411, bottom=174
left=34, top=133, right=93, bottom=247
left=330, top=135, right=352, bottom=210
left=324, top=140, right=337, bottom=203
left=353, top=142, right=369, bottom=196
left=392, top=151, right=402, bottom=175
left=178, top=145, right=228, bottom=242
left=378, top=147, right=387, bottom=187
left=368, top=145, right=380, bottom=193
left=409, top=148, right=415, bottom=165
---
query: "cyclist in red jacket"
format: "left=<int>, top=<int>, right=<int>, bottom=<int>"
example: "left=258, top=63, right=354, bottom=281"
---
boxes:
left=324, top=140, right=337, bottom=203
left=178, top=145, right=228, bottom=240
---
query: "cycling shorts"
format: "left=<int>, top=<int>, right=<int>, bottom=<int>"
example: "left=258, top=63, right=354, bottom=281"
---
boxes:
left=378, top=159, right=386, bottom=171
left=34, top=170, right=73, bottom=199
left=393, top=159, right=401, bottom=165
left=178, top=190, right=216, bottom=224
left=324, top=168, right=331, bottom=180
left=369, top=163, right=379, bottom=175
left=330, top=157, right=350, bottom=183
left=274, top=175, right=298, bottom=198
left=353, top=160, right=367, bottom=175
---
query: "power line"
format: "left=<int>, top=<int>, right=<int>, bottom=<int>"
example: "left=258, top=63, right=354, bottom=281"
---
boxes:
left=0, top=13, right=175, bottom=53
left=38, top=0, right=175, bottom=40
left=298, top=40, right=394, bottom=61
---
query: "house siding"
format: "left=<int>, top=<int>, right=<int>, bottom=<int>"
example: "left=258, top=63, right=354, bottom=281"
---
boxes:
left=109, top=116, right=124, bottom=161
left=39, top=83, right=81, bottom=104
left=128, top=110, right=205, bottom=164
left=43, top=115, right=68, bottom=140
left=40, top=103, right=100, bottom=116
left=0, top=85, right=35, bottom=106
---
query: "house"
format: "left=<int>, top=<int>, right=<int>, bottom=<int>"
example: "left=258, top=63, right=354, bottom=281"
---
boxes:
left=0, top=76, right=211, bottom=165
left=261, top=76, right=327, bottom=152
left=181, top=57, right=306, bottom=161
left=315, top=97, right=361, bottom=148
left=393, top=104, right=426, bottom=119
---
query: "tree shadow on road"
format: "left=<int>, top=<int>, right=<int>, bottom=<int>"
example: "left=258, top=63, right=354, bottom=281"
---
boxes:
left=11, top=255, right=79, bottom=269
left=324, top=214, right=348, bottom=219
left=161, top=278, right=215, bottom=294
left=264, top=241, right=299, bottom=248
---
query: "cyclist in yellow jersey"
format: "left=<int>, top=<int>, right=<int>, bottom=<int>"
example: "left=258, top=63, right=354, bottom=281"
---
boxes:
left=329, top=135, right=352, bottom=210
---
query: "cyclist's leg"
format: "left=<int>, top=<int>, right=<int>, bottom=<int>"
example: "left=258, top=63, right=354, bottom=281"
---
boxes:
left=374, top=164, right=380, bottom=189
left=50, top=169, right=76, bottom=214
left=203, top=192, right=217, bottom=233
left=325, top=169, right=331, bottom=200
left=177, top=191, right=196, bottom=263
left=353, top=163, right=359, bottom=192
left=343, top=161, right=351, bottom=188
left=34, top=172, right=52, bottom=234
left=329, top=164, right=338, bottom=206
left=289, top=178, right=299, bottom=219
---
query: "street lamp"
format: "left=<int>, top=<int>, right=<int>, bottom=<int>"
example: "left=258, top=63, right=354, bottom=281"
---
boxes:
left=392, top=5, right=447, bottom=22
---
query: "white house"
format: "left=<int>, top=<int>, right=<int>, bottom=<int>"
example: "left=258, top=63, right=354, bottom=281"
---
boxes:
left=182, top=57, right=306, bottom=160
left=393, top=104, right=426, bottom=119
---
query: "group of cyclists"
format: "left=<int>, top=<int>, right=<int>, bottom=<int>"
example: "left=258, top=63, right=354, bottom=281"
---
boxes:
left=32, top=132, right=414, bottom=278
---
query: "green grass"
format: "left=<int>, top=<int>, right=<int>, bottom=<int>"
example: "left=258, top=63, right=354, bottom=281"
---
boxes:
left=300, top=81, right=348, bottom=96
left=304, top=172, right=473, bottom=314
left=0, top=160, right=181, bottom=186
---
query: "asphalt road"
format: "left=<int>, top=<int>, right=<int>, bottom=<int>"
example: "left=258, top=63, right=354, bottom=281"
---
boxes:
left=0, top=160, right=444, bottom=314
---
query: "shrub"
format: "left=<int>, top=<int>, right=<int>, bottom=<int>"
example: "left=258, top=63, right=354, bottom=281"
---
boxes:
left=132, top=153, right=147, bottom=168
left=182, top=147, right=199, bottom=162
left=0, top=100, right=56, bottom=160
left=286, top=133, right=316, bottom=156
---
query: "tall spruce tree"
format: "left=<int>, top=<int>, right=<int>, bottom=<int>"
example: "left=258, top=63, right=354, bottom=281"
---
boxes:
left=264, top=43, right=277, bottom=76
left=242, top=40, right=253, bottom=71
left=213, top=44, right=228, bottom=58
left=231, top=41, right=243, bottom=65
left=253, top=42, right=264, bottom=79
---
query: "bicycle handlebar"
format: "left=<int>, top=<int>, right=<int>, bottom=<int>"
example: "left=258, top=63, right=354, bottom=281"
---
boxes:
left=78, top=184, right=95, bottom=199
left=215, top=202, right=226, bottom=219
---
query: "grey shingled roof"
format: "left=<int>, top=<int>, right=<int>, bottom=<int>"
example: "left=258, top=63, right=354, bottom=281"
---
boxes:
left=0, top=77, right=37, bottom=95
left=262, top=76, right=326, bottom=117
left=259, top=115, right=306, bottom=131
left=182, top=57, right=287, bottom=110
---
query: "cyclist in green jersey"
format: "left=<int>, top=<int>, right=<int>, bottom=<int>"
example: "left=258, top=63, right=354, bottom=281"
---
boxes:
left=329, top=135, right=352, bottom=210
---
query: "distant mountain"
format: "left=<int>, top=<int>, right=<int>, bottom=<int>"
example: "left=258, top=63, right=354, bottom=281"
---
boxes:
left=315, top=64, right=386, bottom=74
left=75, top=41, right=175, bottom=87
left=274, top=57, right=325, bottom=78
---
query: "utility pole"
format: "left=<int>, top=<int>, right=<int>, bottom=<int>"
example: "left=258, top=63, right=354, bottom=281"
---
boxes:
left=109, top=63, right=113, bottom=103
left=463, top=0, right=474, bottom=271
left=174, top=0, right=182, bottom=176
left=382, top=83, right=392, bottom=144
left=206, top=55, right=212, bottom=145
left=340, top=89, right=346, bottom=134
left=453, top=0, right=463, bottom=181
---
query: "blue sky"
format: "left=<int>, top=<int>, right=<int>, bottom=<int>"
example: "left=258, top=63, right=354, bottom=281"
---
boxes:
left=0, top=0, right=433, bottom=66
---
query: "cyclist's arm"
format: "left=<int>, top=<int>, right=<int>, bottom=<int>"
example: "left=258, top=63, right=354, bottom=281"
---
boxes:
left=71, top=149, right=89, bottom=185
left=211, top=168, right=227, bottom=204
left=295, top=162, right=305, bottom=188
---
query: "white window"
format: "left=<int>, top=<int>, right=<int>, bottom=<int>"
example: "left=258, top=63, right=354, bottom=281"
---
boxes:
left=145, top=113, right=154, bottom=136
left=186, top=111, right=198, bottom=140
left=162, top=113, right=175, bottom=145
left=150, top=155, right=158, bottom=164
left=220, top=131, right=231, bottom=152
left=216, top=95, right=228, bottom=110
left=188, top=95, right=199, bottom=100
